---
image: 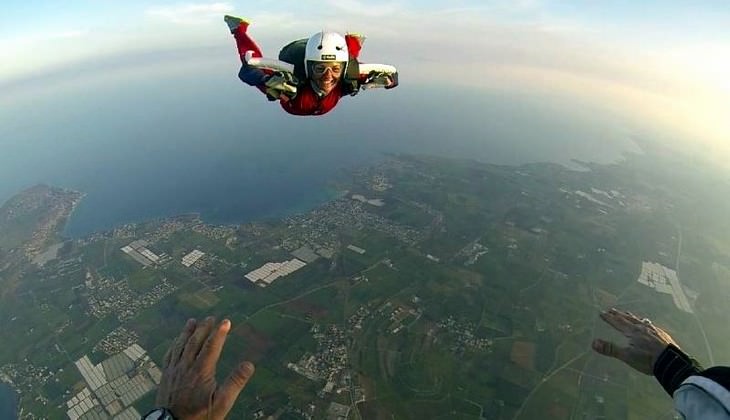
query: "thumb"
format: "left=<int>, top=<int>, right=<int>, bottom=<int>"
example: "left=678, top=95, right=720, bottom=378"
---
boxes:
left=213, top=361, right=255, bottom=417
left=592, top=339, right=629, bottom=363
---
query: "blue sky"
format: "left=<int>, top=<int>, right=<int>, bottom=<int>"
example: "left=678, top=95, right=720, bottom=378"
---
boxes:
left=1, top=0, right=729, bottom=151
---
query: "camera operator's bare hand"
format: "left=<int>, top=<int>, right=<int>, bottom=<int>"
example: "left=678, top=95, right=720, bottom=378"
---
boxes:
left=156, top=317, right=255, bottom=420
left=592, top=308, right=678, bottom=375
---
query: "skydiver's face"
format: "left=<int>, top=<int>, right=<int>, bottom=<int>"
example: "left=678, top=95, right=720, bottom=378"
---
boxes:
left=311, top=62, right=343, bottom=95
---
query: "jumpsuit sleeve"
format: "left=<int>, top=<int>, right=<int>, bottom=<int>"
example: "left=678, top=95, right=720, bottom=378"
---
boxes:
left=238, top=63, right=270, bottom=87
left=673, top=375, right=730, bottom=419
left=653, top=344, right=703, bottom=396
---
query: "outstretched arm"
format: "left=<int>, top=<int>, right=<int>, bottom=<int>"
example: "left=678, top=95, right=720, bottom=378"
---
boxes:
left=239, top=54, right=298, bottom=102
left=238, top=64, right=270, bottom=88
left=238, top=65, right=287, bottom=101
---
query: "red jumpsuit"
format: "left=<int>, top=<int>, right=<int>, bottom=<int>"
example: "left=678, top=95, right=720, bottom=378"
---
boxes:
left=232, top=22, right=364, bottom=116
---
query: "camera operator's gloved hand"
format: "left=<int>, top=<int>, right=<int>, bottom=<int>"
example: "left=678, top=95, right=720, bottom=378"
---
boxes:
left=264, top=71, right=298, bottom=101
left=363, top=71, right=398, bottom=90
left=385, top=71, right=398, bottom=89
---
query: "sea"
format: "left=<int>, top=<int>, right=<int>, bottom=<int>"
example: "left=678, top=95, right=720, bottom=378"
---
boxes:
left=0, top=382, right=17, bottom=420
left=0, top=66, right=642, bottom=239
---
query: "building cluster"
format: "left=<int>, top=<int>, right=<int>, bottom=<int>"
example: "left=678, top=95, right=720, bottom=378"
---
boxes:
left=386, top=304, right=422, bottom=335
left=181, top=249, right=205, bottom=268
left=369, top=174, right=392, bottom=192
left=0, top=362, right=53, bottom=397
left=437, top=316, right=492, bottom=354
left=120, top=240, right=169, bottom=267
left=457, top=241, right=489, bottom=266
left=144, top=217, right=200, bottom=243
left=288, top=324, right=349, bottom=388
left=637, top=261, right=694, bottom=313
left=85, top=273, right=177, bottom=322
left=347, top=305, right=372, bottom=331
left=110, top=224, right=137, bottom=240
left=191, top=223, right=236, bottom=240
left=88, top=215, right=200, bottom=244
left=67, top=344, right=161, bottom=420
left=92, top=326, right=140, bottom=356
left=284, top=198, right=422, bottom=252
left=245, top=259, right=307, bottom=287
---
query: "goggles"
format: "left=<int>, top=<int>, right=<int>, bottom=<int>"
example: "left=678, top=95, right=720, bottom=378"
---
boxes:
left=311, top=62, right=344, bottom=76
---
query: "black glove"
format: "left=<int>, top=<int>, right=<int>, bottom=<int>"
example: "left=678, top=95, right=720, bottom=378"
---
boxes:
left=364, top=71, right=398, bottom=89
left=385, top=71, right=398, bottom=90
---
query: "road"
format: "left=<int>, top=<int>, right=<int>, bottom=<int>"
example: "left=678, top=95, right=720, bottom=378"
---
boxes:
left=675, top=225, right=715, bottom=365
left=512, top=351, right=589, bottom=420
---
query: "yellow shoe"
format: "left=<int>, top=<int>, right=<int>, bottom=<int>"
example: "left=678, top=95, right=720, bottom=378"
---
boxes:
left=224, top=15, right=250, bottom=32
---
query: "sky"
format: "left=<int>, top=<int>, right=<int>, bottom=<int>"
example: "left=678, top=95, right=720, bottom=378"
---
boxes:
left=1, top=0, right=729, bottom=155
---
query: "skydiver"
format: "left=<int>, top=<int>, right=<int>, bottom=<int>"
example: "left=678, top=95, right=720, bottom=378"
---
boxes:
left=593, top=308, right=730, bottom=419
left=224, top=15, right=398, bottom=116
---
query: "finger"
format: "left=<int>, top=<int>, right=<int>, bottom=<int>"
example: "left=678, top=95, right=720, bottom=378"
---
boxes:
left=610, top=308, right=647, bottom=325
left=623, top=310, right=639, bottom=319
left=181, top=316, right=216, bottom=364
left=622, top=311, right=647, bottom=325
left=213, top=361, right=255, bottom=417
left=169, top=318, right=197, bottom=367
left=592, top=339, right=629, bottom=363
left=618, top=313, right=647, bottom=328
left=608, top=307, right=638, bottom=320
left=163, top=347, right=172, bottom=368
left=600, top=310, right=638, bottom=334
left=197, top=319, right=232, bottom=372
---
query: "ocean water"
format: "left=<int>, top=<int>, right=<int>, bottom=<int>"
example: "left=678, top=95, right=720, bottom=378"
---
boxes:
left=0, top=69, right=641, bottom=238
left=0, top=382, right=17, bottom=420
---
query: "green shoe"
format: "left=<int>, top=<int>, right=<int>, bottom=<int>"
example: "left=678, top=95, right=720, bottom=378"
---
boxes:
left=224, top=15, right=249, bottom=32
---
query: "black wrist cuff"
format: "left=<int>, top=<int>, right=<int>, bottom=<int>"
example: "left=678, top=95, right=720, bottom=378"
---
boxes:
left=653, top=344, right=703, bottom=396
left=141, top=407, right=177, bottom=420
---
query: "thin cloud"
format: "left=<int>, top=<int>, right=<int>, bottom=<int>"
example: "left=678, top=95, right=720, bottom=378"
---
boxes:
left=0, top=29, right=90, bottom=82
left=146, top=2, right=234, bottom=25
left=0, top=29, right=88, bottom=50
left=322, top=0, right=403, bottom=18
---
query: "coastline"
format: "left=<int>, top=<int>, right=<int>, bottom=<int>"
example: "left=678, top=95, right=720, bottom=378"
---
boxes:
left=59, top=190, right=86, bottom=238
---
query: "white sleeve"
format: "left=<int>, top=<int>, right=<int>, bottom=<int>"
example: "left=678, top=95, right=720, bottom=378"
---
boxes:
left=674, top=376, right=730, bottom=419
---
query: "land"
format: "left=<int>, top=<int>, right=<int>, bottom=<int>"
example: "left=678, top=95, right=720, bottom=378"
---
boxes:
left=1, top=142, right=730, bottom=419
left=0, top=185, right=83, bottom=256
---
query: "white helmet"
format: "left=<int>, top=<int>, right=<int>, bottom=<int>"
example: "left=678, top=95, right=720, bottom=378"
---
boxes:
left=304, top=31, right=349, bottom=77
